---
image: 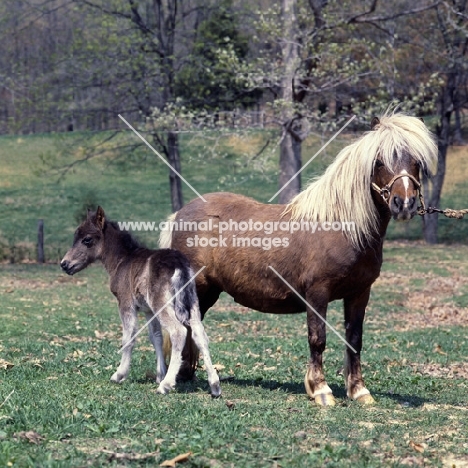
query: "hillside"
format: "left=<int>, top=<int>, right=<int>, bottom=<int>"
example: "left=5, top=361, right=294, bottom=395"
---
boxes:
left=0, top=130, right=467, bottom=262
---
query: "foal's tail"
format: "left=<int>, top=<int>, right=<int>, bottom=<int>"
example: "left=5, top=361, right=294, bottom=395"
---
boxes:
left=166, top=263, right=199, bottom=381
left=159, top=212, right=177, bottom=249
left=171, top=265, right=198, bottom=326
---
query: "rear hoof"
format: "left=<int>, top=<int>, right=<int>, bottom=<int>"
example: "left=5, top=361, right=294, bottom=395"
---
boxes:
left=355, top=394, right=375, bottom=405
left=210, top=383, right=222, bottom=398
left=156, top=383, right=173, bottom=395
left=314, top=393, right=336, bottom=406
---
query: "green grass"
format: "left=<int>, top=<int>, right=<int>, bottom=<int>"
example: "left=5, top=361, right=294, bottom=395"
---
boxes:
left=0, top=243, right=467, bottom=467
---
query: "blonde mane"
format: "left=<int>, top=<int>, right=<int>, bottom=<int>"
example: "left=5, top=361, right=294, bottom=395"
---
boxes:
left=286, top=112, right=438, bottom=249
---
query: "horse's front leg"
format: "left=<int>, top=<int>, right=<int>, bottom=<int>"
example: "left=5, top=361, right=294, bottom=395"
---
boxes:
left=343, top=288, right=375, bottom=404
left=304, top=292, right=335, bottom=406
left=111, top=303, right=138, bottom=384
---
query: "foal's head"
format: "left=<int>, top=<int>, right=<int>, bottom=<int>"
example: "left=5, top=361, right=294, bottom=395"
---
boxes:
left=61, top=206, right=106, bottom=275
left=370, top=117, right=427, bottom=221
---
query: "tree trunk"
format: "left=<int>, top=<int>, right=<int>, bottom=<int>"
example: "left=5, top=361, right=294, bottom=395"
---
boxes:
left=453, top=105, right=464, bottom=145
left=278, top=0, right=301, bottom=204
left=167, top=131, right=184, bottom=212
left=278, top=128, right=302, bottom=203
left=423, top=77, right=452, bottom=244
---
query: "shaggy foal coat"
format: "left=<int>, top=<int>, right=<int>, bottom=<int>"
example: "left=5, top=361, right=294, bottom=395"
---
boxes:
left=61, top=207, right=221, bottom=397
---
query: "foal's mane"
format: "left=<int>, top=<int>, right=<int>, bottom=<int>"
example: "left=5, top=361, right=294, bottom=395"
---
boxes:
left=286, top=112, right=438, bottom=249
left=107, top=220, right=142, bottom=252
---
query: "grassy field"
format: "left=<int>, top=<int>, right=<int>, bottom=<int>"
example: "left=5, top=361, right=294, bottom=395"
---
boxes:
left=0, top=242, right=467, bottom=467
left=0, top=128, right=467, bottom=466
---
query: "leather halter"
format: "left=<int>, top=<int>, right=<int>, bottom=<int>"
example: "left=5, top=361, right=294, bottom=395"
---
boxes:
left=371, top=173, right=421, bottom=204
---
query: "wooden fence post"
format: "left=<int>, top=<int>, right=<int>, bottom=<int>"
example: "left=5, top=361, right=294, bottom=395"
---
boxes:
left=37, top=219, right=44, bottom=263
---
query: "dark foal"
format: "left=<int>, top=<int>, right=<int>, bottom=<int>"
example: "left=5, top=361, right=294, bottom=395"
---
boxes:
left=61, top=207, right=221, bottom=397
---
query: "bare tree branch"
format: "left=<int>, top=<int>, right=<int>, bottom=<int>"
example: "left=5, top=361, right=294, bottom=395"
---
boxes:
left=348, top=1, right=441, bottom=24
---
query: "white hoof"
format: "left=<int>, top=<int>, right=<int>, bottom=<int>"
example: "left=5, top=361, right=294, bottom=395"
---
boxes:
left=156, top=382, right=173, bottom=394
left=110, top=372, right=126, bottom=383
left=210, top=382, right=222, bottom=398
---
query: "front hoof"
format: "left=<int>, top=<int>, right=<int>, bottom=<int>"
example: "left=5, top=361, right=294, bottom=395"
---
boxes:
left=314, top=393, right=336, bottom=406
left=110, top=372, right=126, bottom=384
left=355, top=393, right=375, bottom=405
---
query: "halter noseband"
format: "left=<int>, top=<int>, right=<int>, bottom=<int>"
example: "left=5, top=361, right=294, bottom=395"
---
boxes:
left=371, top=173, right=422, bottom=205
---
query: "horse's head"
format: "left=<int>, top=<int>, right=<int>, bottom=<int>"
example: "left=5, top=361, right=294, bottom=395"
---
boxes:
left=371, top=152, right=422, bottom=221
left=370, top=117, right=426, bottom=221
left=61, top=206, right=106, bottom=275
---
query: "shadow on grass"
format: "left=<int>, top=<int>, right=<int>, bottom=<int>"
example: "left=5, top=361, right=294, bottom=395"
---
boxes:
left=177, top=377, right=348, bottom=398
left=132, top=374, right=429, bottom=407
left=373, top=391, right=428, bottom=407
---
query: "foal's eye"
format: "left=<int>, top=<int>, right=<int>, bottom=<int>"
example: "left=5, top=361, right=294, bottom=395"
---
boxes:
left=82, top=237, right=93, bottom=247
left=374, top=159, right=384, bottom=168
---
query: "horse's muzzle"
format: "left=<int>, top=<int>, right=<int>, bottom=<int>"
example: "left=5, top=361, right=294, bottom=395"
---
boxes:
left=390, top=194, right=417, bottom=221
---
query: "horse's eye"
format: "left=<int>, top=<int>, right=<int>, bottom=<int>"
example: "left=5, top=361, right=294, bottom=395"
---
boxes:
left=375, top=159, right=384, bottom=168
left=82, top=237, right=93, bottom=247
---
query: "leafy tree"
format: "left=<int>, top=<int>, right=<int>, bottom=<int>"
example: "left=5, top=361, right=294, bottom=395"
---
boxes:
left=175, top=0, right=260, bottom=111
left=349, top=0, right=468, bottom=243
left=241, top=0, right=385, bottom=203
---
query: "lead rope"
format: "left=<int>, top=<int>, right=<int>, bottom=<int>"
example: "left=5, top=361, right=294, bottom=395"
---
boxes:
left=417, top=191, right=468, bottom=219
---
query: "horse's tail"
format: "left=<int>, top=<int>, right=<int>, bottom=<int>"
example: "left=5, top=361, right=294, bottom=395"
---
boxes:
left=159, top=212, right=177, bottom=249
left=165, top=262, right=199, bottom=381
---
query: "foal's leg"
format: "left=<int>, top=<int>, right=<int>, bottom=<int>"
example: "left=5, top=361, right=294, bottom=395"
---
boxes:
left=304, top=292, right=335, bottom=406
left=155, top=308, right=187, bottom=395
left=145, top=311, right=167, bottom=384
left=189, top=305, right=221, bottom=397
left=174, top=285, right=222, bottom=382
left=343, top=288, right=374, bottom=404
left=111, top=304, right=138, bottom=383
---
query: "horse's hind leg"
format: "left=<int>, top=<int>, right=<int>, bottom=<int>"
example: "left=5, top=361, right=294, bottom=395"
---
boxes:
left=189, top=306, right=221, bottom=397
left=173, top=285, right=223, bottom=382
left=343, top=288, right=374, bottom=404
left=304, top=291, right=336, bottom=406
left=111, top=304, right=138, bottom=383
left=156, top=311, right=187, bottom=395
left=145, top=311, right=167, bottom=383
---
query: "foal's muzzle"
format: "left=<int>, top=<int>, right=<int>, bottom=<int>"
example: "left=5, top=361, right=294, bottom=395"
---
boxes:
left=60, top=259, right=79, bottom=275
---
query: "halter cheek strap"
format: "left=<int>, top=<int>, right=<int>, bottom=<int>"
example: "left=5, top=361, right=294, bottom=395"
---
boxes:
left=371, top=173, right=425, bottom=210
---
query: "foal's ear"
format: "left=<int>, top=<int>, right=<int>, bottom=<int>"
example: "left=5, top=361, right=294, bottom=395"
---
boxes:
left=95, top=206, right=106, bottom=230
left=371, top=117, right=380, bottom=130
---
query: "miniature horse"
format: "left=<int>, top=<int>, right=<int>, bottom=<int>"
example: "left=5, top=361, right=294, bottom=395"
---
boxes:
left=160, top=113, right=438, bottom=405
left=61, top=207, right=221, bottom=397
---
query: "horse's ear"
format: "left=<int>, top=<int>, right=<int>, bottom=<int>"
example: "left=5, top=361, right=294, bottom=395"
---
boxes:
left=418, top=116, right=425, bottom=123
left=371, top=117, right=380, bottom=130
left=95, top=206, right=106, bottom=230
